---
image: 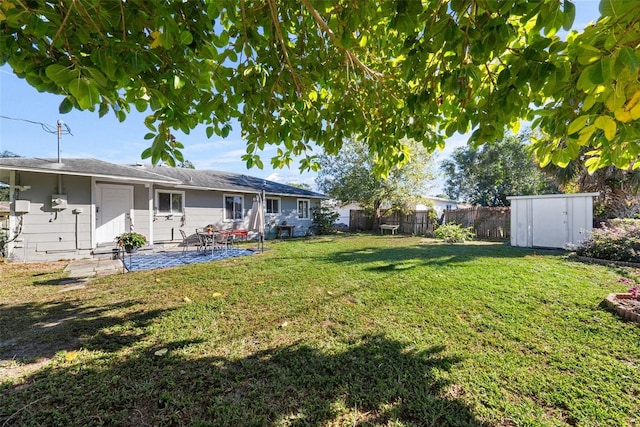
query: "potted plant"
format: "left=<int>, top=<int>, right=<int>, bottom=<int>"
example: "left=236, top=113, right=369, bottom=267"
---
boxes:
left=116, top=232, right=147, bottom=253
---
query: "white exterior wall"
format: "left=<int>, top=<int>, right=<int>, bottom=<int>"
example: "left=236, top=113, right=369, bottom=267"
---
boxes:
left=152, top=188, right=320, bottom=243
left=416, top=198, right=458, bottom=217
left=508, top=193, right=598, bottom=249
left=8, top=172, right=94, bottom=262
left=5, top=171, right=322, bottom=261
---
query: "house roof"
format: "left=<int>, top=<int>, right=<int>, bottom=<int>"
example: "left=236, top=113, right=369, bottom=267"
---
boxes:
left=141, top=165, right=325, bottom=199
left=0, top=157, right=325, bottom=199
left=0, top=158, right=180, bottom=184
left=424, top=196, right=460, bottom=204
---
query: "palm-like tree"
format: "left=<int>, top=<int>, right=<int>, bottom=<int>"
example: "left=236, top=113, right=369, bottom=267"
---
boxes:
left=543, top=158, right=640, bottom=220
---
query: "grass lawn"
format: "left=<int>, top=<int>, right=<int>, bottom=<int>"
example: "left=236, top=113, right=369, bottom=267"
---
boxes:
left=1, top=235, right=638, bottom=426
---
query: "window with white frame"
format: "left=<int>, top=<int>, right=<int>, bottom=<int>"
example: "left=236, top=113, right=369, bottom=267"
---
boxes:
left=297, top=199, right=310, bottom=219
left=155, top=190, right=184, bottom=215
left=224, top=194, right=244, bottom=221
left=266, top=197, right=280, bottom=214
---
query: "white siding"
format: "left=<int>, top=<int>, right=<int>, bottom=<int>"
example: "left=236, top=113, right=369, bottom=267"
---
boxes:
left=508, top=193, right=597, bottom=249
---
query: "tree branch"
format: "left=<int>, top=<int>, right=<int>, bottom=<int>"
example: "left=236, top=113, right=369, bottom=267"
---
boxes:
left=268, top=0, right=303, bottom=95
left=50, top=0, right=77, bottom=56
left=299, top=0, right=384, bottom=80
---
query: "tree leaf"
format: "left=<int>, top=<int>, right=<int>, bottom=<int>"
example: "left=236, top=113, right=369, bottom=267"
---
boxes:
left=587, top=61, right=607, bottom=85
left=617, top=46, right=639, bottom=69
left=567, top=115, right=589, bottom=135
left=578, top=124, right=597, bottom=145
left=563, top=0, right=576, bottom=30
left=84, top=67, right=108, bottom=88
left=179, top=31, right=193, bottom=46
left=58, top=97, right=74, bottom=114
left=595, top=115, right=616, bottom=141
left=46, top=64, right=77, bottom=85
left=67, top=78, right=100, bottom=109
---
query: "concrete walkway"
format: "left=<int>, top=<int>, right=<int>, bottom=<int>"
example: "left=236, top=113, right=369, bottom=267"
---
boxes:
left=64, top=258, right=123, bottom=278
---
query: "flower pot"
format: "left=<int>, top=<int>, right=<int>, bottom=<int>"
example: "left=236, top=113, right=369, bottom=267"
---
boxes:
left=124, top=246, right=138, bottom=254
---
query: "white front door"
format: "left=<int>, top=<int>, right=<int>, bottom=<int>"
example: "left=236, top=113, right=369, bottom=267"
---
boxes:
left=96, top=184, right=134, bottom=244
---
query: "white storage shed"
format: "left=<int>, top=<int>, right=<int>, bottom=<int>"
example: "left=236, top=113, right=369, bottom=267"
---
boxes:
left=507, top=193, right=599, bottom=249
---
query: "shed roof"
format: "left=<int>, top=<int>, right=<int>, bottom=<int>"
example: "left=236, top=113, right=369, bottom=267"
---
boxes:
left=506, top=192, right=599, bottom=201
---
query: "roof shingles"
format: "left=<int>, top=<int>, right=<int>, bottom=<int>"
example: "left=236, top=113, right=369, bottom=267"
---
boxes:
left=0, top=158, right=325, bottom=198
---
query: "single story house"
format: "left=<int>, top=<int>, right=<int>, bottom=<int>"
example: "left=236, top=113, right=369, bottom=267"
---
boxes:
left=0, top=158, right=325, bottom=262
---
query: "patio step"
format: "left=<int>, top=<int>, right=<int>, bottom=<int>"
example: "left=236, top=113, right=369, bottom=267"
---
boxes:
left=92, top=245, right=154, bottom=259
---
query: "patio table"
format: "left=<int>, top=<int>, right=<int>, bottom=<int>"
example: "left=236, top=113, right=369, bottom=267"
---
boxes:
left=276, top=225, right=295, bottom=238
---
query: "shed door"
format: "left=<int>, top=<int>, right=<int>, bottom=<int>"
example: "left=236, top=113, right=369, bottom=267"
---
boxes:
left=96, top=184, right=134, bottom=244
left=532, top=198, right=568, bottom=248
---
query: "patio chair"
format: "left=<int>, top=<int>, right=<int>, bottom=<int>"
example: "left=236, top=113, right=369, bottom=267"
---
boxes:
left=179, top=229, right=190, bottom=255
left=213, top=231, right=234, bottom=254
left=196, top=229, right=212, bottom=254
left=180, top=229, right=203, bottom=254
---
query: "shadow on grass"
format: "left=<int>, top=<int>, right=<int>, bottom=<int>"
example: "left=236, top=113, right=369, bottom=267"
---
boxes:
left=0, top=300, right=168, bottom=362
left=1, top=335, right=488, bottom=426
left=325, top=241, right=549, bottom=271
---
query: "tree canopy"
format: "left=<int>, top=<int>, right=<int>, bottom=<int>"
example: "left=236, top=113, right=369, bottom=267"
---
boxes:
left=1, top=1, right=639, bottom=173
left=542, top=153, right=640, bottom=219
left=441, top=134, right=559, bottom=206
left=316, top=138, right=435, bottom=221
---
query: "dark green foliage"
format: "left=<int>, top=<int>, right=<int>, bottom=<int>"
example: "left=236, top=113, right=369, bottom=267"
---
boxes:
left=433, top=223, right=475, bottom=243
left=441, top=134, right=559, bottom=206
left=316, top=138, right=435, bottom=225
left=310, top=206, right=340, bottom=235
left=4, top=2, right=635, bottom=174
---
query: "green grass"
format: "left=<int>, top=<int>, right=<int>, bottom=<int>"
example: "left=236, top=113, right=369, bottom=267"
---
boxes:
left=1, top=235, right=638, bottom=426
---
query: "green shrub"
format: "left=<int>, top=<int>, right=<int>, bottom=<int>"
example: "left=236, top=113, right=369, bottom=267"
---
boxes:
left=311, top=207, right=340, bottom=235
left=433, top=223, right=475, bottom=243
left=575, top=219, right=640, bottom=262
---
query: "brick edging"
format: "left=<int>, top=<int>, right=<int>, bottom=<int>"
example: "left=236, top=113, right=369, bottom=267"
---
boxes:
left=604, top=293, right=640, bottom=324
left=572, top=255, right=640, bottom=269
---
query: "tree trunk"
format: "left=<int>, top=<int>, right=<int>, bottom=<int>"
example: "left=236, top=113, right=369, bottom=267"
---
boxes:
left=373, top=200, right=382, bottom=230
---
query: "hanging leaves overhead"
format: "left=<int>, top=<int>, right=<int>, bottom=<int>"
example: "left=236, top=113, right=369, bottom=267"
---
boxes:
left=1, top=0, right=639, bottom=173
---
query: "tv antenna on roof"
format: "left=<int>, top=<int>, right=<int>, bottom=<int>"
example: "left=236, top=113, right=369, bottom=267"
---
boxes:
left=56, top=120, right=72, bottom=163
left=0, top=115, right=72, bottom=161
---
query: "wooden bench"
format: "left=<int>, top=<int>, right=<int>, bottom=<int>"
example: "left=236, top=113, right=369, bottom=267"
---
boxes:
left=380, top=224, right=399, bottom=235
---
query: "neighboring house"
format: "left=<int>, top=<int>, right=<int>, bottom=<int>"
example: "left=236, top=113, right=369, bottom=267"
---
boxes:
left=0, top=158, right=325, bottom=262
left=334, top=202, right=359, bottom=226
left=415, top=196, right=459, bottom=217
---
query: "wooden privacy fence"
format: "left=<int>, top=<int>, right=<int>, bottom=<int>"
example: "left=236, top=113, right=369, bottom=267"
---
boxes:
left=350, top=207, right=511, bottom=240
left=349, top=210, right=437, bottom=236
left=443, top=207, right=510, bottom=240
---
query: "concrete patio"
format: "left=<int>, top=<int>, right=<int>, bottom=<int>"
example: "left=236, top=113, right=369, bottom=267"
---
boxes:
left=64, top=248, right=256, bottom=277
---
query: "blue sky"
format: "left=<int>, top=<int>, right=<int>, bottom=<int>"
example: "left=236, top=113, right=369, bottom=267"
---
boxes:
left=0, top=2, right=599, bottom=191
